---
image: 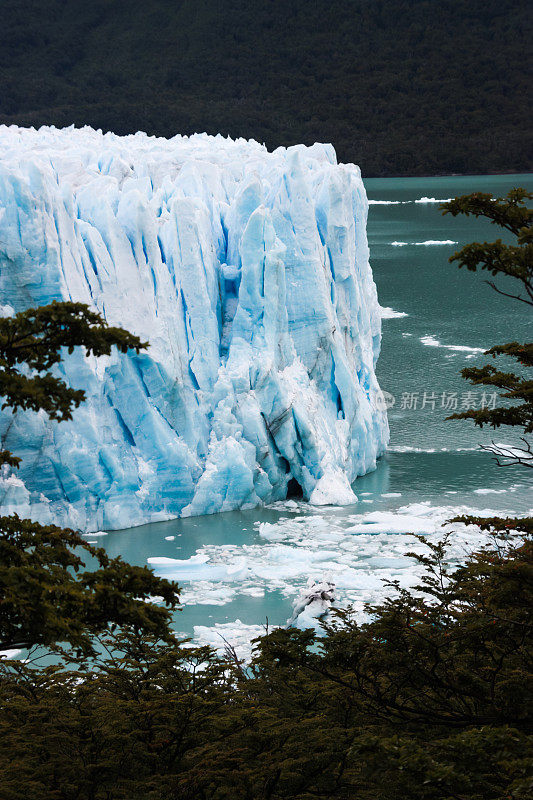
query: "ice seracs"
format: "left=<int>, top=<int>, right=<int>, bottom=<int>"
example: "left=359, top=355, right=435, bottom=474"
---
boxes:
left=0, top=125, right=389, bottom=531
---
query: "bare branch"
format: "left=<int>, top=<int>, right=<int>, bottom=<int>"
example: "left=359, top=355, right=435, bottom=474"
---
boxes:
left=484, top=281, right=533, bottom=307
left=479, top=438, right=533, bottom=468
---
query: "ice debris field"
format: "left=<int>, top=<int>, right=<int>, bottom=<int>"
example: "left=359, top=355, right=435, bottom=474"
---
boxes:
left=0, top=126, right=388, bottom=531
left=152, top=496, right=528, bottom=661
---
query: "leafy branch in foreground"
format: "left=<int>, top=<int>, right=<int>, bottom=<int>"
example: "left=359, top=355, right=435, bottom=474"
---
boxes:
left=441, top=190, right=532, bottom=468
left=442, top=188, right=532, bottom=305
left=0, top=515, right=180, bottom=655
left=0, top=300, right=147, bottom=427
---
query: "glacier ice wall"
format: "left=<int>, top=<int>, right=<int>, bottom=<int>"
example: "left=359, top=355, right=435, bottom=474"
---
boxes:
left=0, top=126, right=388, bottom=531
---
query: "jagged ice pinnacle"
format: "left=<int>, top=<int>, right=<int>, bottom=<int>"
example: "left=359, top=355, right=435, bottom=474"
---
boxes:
left=0, top=126, right=389, bottom=531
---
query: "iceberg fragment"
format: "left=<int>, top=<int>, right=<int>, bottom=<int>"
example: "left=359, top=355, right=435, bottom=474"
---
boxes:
left=0, top=126, right=389, bottom=530
left=287, top=578, right=336, bottom=629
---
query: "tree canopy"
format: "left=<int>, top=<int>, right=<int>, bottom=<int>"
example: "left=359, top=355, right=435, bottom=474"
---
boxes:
left=0, top=515, right=180, bottom=655
left=0, top=0, right=530, bottom=176
left=0, top=526, right=530, bottom=798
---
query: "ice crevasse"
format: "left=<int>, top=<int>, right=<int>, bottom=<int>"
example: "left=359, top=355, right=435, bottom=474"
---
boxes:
left=0, top=126, right=389, bottom=531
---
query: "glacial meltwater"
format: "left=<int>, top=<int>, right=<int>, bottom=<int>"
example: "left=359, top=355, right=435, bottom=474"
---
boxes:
left=95, top=173, right=532, bottom=659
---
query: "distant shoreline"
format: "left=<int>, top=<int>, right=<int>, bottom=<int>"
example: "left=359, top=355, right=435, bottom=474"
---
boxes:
left=363, top=170, right=533, bottom=181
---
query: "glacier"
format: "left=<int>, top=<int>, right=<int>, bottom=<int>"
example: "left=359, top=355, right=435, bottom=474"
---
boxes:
left=0, top=125, right=389, bottom=531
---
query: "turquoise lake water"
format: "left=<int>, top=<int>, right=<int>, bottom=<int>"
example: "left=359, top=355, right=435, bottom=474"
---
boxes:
left=95, top=173, right=532, bottom=656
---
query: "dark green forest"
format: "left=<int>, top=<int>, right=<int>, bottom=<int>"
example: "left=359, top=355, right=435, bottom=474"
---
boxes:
left=0, top=0, right=531, bottom=176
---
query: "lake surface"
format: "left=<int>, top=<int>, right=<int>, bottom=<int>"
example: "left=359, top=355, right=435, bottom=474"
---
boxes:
left=94, top=173, right=532, bottom=658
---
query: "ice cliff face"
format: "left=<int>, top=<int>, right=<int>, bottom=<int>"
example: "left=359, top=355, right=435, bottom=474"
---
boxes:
left=0, top=126, right=388, bottom=531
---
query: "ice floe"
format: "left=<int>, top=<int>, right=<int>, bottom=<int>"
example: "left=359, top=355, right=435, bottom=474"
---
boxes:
left=380, top=306, right=409, bottom=319
left=420, top=335, right=485, bottom=355
left=161, top=499, right=530, bottom=658
left=391, top=240, right=458, bottom=246
left=151, top=501, right=529, bottom=628
left=368, top=197, right=451, bottom=206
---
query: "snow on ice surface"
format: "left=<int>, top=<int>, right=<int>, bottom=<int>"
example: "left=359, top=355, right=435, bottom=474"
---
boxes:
left=0, top=126, right=388, bottom=531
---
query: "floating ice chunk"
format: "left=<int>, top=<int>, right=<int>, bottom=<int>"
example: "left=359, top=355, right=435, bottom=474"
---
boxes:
left=180, top=584, right=237, bottom=606
left=380, top=306, right=408, bottom=319
left=391, top=240, right=457, bottom=246
left=414, top=197, right=452, bottom=204
left=240, top=587, right=265, bottom=597
left=346, top=504, right=449, bottom=535
left=258, top=522, right=287, bottom=542
left=415, top=240, right=457, bottom=246
left=193, top=620, right=266, bottom=661
left=0, top=649, right=21, bottom=660
left=368, top=197, right=451, bottom=206
left=287, top=578, right=336, bottom=629
left=148, top=553, right=253, bottom=582
left=420, top=335, right=485, bottom=354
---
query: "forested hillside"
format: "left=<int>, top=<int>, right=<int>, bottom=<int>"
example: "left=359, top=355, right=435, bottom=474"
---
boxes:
left=0, top=0, right=530, bottom=176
